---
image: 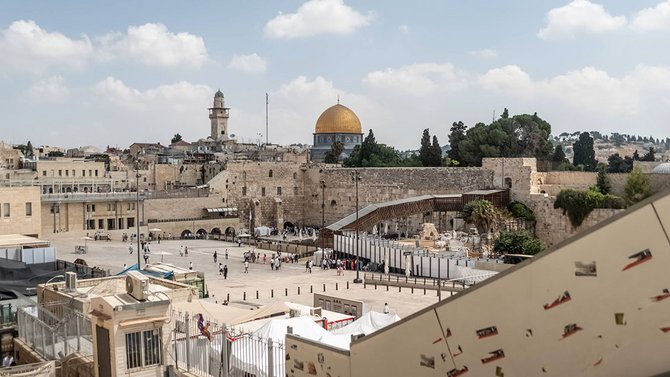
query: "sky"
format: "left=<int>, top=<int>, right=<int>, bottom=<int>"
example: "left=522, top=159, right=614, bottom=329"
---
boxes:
left=1, top=0, right=669, bottom=151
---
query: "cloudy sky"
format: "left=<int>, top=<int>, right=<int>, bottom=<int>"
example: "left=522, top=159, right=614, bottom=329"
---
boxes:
left=1, top=0, right=669, bottom=150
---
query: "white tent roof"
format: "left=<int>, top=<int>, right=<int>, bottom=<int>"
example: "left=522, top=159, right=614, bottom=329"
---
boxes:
left=230, top=316, right=328, bottom=377
left=330, top=311, right=401, bottom=336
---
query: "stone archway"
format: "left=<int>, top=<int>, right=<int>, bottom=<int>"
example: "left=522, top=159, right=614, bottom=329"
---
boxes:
left=196, top=229, right=207, bottom=239
left=181, top=229, right=192, bottom=239
left=225, top=227, right=236, bottom=236
left=211, top=227, right=221, bottom=235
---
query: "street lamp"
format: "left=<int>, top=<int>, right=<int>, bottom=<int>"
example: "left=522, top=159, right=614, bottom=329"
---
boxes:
left=135, top=168, right=141, bottom=268
left=351, top=170, right=362, bottom=283
left=320, top=181, right=326, bottom=228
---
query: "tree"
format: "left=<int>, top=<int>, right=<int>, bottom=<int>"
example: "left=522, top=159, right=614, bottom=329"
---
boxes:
left=430, top=135, right=443, bottom=167
left=360, top=130, right=377, bottom=163
left=625, top=167, right=651, bottom=203
left=494, top=230, right=544, bottom=256
left=607, top=153, right=633, bottom=173
left=457, top=112, right=553, bottom=166
left=171, top=133, right=183, bottom=144
left=343, top=130, right=412, bottom=167
left=419, top=129, right=433, bottom=167
left=572, top=132, right=597, bottom=171
left=25, top=141, right=34, bottom=158
left=324, top=141, right=344, bottom=164
left=47, top=151, right=64, bottom=157
left=447, top=121, right=467, bottom=165
left=507, top=201, right=535, bottom=221
left=641, top=147, right=656, bottom=162
left=463, top=199, right=505, bottom=234
left=633, top=150, right=640, bottom=161
left=595, top=164, right=611, bottom=194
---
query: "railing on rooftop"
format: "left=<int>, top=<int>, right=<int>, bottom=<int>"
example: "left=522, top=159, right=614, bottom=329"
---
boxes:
left=17, top=302, right=93, bottom=360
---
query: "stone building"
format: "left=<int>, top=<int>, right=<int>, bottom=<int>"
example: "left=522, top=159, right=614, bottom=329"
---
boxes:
left=0, top=141, right=23, bottom=169
left=0, top=186, right=41, bottom=237
left=310, top=103, right=364, bottom=162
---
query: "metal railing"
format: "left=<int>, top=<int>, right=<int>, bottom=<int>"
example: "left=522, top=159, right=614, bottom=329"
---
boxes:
left=171, top=310, right=284, bottom=377
left=16, top=302, right=93, bottom=360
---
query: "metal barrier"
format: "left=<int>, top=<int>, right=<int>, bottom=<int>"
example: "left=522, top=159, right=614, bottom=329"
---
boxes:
left=0, top=361, right=56, bottom=377
left=16, top=302, right=93, bottom=360
left=172, top=310, right=284, bottom=377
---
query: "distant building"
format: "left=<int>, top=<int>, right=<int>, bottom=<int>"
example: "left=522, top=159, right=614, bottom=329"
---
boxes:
left=311, top=103, right=363, bottom=162
left=0, top=186, right=41, bottom=237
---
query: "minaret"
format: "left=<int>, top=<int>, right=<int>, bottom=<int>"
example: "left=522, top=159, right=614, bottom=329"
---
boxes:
left=209, top=89, right=230, bottom=141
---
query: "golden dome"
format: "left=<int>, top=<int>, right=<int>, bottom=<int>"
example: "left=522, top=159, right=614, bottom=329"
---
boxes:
left=314, top=104, right=362, bottom=134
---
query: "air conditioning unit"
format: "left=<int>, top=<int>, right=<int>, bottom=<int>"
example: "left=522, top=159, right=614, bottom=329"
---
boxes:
left=65, top=272, right=77, bottom=291
left=289, top=309, right=299, bottom=318
left=126, top=271, right=149, bottom=301
left=310, top=308, right=322, bottom=317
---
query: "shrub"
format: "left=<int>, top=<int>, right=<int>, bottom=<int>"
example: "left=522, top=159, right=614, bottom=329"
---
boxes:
left=507, top=201, right=535, bottom=221
left=554, top=188, right=627, bottom=228
left=494, top=230, right=544, bottom=256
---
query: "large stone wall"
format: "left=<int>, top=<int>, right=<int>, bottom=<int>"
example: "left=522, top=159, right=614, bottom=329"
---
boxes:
left=529, top=193, right=623, bottom=247
left=209, top=162, right=494, bottom=230
left=0, top=186, right=41, bottom=237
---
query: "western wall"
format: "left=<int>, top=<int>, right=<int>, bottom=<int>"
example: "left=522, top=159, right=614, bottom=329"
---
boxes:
left=203, top=157, right=670, bottom=247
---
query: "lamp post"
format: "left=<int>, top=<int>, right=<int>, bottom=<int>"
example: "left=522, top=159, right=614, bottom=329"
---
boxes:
left=135, top=168, right=141, bottom=268
left=351, top=170, right=362, bottom=283
left=320, top=181, right=326, bottom=228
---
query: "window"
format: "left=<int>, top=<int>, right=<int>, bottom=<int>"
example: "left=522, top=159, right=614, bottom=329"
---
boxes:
left=261, top=187, right=266, bottom=197
left=269, top=170, right=273, bottom=178
left=277, top=187, right=282, bottom=195
left=89, top=169, right=92, bottom=177
left=127, top=217, right=135, bottom=228
left=66, top=170, right=69, bottom=177
left=125, top=329, right=162, bottom=369
left=95, top=170, right=98, bottom=177
left=58, top=170, right=62, bottom=177
left=2, top=203, right=9, bottom=217
left=82, top=170, right=85, bottom=176
left=242, top=187, right=247, bottom=196
left=25, top=202, right=32, bottom=217
left=42, top=171, right=47, bottom=176
left=91, top=204, right=96, bottom=212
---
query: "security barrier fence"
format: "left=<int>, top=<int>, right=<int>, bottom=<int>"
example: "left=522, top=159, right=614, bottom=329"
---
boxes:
left=16, top=302, right=93, bottom=360
left=172, top=310, right=284, bottom=377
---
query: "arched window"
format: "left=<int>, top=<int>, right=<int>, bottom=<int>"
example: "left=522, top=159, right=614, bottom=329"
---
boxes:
left=504, top=177, right=512, bottom=189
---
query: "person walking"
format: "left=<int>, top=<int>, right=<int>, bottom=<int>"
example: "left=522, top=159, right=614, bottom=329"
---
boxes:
left=244, top=260, right=249, bottom=273
left=189, top=261, right=193, bottom=271
left=219, top=262, right=223, bottom=275
left=128, top=244, right=133, bottom=254
left=184, top=246, right=189, bottom=257
left=384, top=303, right=390, bottom=314
left=179, top=245, right=184, bottom=257
left=270, top=257, right=275, bottom=270
left=223, top=264, right=228, bottom=279
left=225, top=249, right=228, bottom=260
left=213, top=251, right=218, bottom=263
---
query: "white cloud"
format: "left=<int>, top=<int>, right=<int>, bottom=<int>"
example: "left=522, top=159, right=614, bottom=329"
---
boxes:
left=631, top=0, right=670, bottom=32
left=98, top=23, right=207, bottom=68
left=0, top=20, right=92, bottom=73
left=478, top=65, right=535, bottom=99
left=398, top=24, right=410, bottom=33
left=468, top=49, right=499, bottom=59
left=265, top=0, right=373, bottom=39
left=25, top=75, right=69, bottom=102
left=363, top=63, right=467, bottom=96
left=479, top=64, right=670, bottom=116
left=537, top=0, right=627, bottom=40
left=227, top=53, right=267, bottom=74
left=94, top=77, right=212, bottom=110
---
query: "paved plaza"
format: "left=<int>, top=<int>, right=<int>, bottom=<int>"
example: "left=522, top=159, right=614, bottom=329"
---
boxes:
left=46, top=233, right=443, bottom=319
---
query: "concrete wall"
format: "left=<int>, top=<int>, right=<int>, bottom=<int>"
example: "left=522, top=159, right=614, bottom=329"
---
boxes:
left=144, top=196, right=225, bottom=220
left=0, top=186, right=41, bottom=237
left=292, top=190, right=670, bottom=377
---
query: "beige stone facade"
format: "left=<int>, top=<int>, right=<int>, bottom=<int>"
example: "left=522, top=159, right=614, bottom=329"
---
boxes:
left=0, top=186, right=41, bottom=237
left=0, top=142, right=23, bottom=169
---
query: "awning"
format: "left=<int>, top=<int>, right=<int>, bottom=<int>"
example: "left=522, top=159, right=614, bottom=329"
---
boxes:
left=206, top=207, right=239, bottom=213
left=119, top=316, right=169, bottom=328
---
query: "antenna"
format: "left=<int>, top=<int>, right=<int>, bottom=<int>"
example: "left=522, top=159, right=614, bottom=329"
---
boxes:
left=492, top=110, right=496, bottom=123
left=265, top=93, right=269, bottom=145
